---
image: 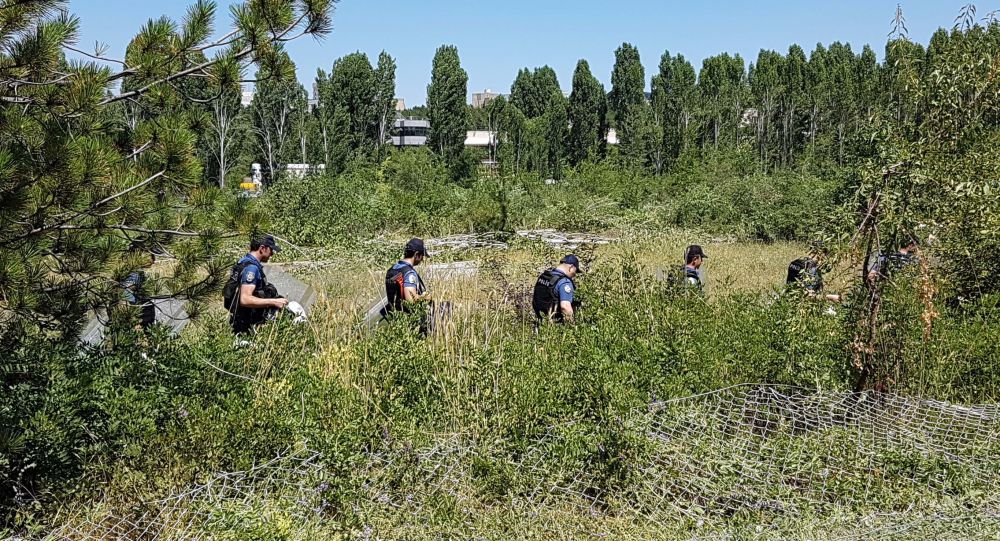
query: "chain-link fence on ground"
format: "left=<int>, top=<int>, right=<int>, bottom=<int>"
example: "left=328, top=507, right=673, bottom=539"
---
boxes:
left=29, top=385, right=1000, bottom=540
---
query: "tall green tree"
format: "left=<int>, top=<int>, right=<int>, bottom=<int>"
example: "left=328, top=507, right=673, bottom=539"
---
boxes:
left=0, top=1, right=330, bottom=504
left=510, top=66, right=560, bottom=118
left=779, top=44, right=808, bottom=164
left=483, top=95, right=508, bottom=165
left=609, top=42, right=645, bottom=131
left=498, top=102, right=527, bottom=174
left=855, top=44, right=880, bottom=126
left=805, top=44, right=830, bottom=151
left=827, top=42, right=858, bottom=164
left=619, top=101, right=663, bottom=173
left=567, top=59, right=606, bottom=165
left=698, top=53, right=746, bottom=149
left=651, top=51, right=698, bottom=163
left=0, top=0, right=331, bottom=342
left=250, top=56, right=307, bottom=181
left=543, top=91, right=569, bottom=179
left=313, top=68, right=351, bottom=172
left=749, top=50, right=783, bottom=167
left=373, top=51, right=397, bottom=158
left=427, top=45, right=469, bottom=172
left=327, top=52, right=376, bottom=153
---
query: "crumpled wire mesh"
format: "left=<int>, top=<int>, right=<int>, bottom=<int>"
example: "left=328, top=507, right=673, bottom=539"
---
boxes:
left=27, top=385, right=1000, bottom=540
left=38, top=448, right=327, bottom=540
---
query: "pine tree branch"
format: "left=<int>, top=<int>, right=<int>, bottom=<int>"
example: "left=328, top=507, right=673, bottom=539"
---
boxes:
left=1, top=170, right=166, bottom=245
left=63, top=44, right=128, bottom=67
left=49, top=224, right=242, bottom=238
left=102, top=13, right=309, bottom=105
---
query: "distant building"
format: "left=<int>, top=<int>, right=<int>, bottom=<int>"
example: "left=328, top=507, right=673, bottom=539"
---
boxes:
left=308, top=82, right=319, bottom=112
left=472, top=89, right=501, bottom=108
left=606, top=129, right=619, bottom=145
left=394, top=98, right=406, bottom=112
left=392, top=118, right=430, bottom=147
left=282, top=163, right=326, bottom=179
left=464, top=130, right=497, bottom=147
left=387, top=123, right=501, bottom=149
left=241, top=89, right=254, bottom=107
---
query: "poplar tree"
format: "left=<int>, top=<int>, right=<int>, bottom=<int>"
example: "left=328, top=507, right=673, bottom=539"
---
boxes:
left=498, top=103, right=527, bottom=174
left=567, top=59, right=606, bottom=165
left=510, top=65, right=561, bottom=118
left=805, top=44, right=829, bottom=150
left=427, top=45, right=469, bottom=171
left=609, top=42, right=645, bottom=131
left=779, top=45, right=808, bottom=164
left=749, top=50, right=783, bottom=166
left=373, top=51, right=398, bottom=158
left=327, top=52, right=376, bottom=153
left=827, top=42, right=857, bottom=164
left=652, top=51, right=697, bottom=163
left=543, top=91, right=569, bottom=179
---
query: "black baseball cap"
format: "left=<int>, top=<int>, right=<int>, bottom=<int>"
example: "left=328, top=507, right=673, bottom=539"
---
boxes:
left=560, top=254, right=583, bottom=271
left=405, top=237, right=428, bottom=256
left=685, top=245, right=708, bottom=260
left=252, top=234, right=281, bottom=252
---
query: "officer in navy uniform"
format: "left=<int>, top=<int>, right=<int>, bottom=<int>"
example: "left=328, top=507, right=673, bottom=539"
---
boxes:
left=682, top=245, right=708, bottom=291
left=225, top=234, right=287, bottom=335
left=786, top=251, right=841, bottom=303
left=532, top=254, right=582, bottom=323
left=867, top=236, right=920, bottom=283
left=122, top=240, right=157, bottom=329
left=381, top=238, right=430, bottom=319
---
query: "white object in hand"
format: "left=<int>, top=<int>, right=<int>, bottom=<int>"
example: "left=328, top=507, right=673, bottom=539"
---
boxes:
left=286, top=300, right=307, bottom=323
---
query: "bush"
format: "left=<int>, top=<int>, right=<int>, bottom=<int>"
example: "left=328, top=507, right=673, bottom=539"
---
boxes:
left=264, top=150, right=852, bottom=245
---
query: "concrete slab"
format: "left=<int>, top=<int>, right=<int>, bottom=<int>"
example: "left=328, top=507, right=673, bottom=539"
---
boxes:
left=361, top=298, right=453, bottom=333
left=79, top=298, right=190, bottom=346
left=424, top=261, right=479, bottom=279
left=264, top=266, right=318, bottom=311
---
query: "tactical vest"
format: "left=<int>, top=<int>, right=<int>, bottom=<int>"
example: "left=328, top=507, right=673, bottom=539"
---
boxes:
left=224, top=259, right=276, bottom=333
left=786, top=258, right=822, bottom=292
left=126, top=271, right=156, bottom=328
left=683, top=266, right=701, bottom=286
left=533, top=269, right=574, bottom=322
left=384, top=262, right=425, bottom=314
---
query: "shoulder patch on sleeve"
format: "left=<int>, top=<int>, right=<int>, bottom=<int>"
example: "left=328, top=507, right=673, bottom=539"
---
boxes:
left=563, top=283, right=573, bottom=294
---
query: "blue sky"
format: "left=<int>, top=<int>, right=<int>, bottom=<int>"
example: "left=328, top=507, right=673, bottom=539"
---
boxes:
left=69, top=1, right=978, bottom=106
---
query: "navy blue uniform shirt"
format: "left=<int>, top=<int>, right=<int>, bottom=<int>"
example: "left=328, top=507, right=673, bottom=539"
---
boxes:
left=390, top=261, right=426, bottom=294
left=238, top=254, right=265, bottom=290
left=551, top=269, right=575, bottom=303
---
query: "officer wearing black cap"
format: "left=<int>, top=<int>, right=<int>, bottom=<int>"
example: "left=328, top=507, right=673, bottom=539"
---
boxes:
left=224, top=234, right=287, bottom=334
left=867, top=236, right=920, bottom=283
left=382, top=238, right=430, bottom=317
left=532, top=254, right=582, bottom=323
left=787, top=242, right=841, bottom=302
left=122, top=240, right=157, bottom=329
left=682, top=245, right=708, bottom=290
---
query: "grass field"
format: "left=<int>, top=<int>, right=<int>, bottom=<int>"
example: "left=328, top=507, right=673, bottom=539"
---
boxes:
left=25, top=230, right=1000, bottom=540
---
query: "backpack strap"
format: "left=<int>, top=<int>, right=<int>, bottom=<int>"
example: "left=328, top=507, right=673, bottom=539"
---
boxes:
left=226, top=260, right=260, bottom=311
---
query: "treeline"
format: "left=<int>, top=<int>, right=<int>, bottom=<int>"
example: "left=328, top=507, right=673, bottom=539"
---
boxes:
left=200, top=30, right=965, bottom=186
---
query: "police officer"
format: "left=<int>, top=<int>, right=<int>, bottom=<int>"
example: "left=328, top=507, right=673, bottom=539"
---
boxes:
left=122, top=240, right=157, bottom=329
left=224, top=234, right=287, bottom=335
left=533, top=254, right=582, bottom=323
left=382, top=238, right=430, bottom=319
left=786, top=251, right=841, bottom=303
left=682, top=245, right=708, bottom=290
left=867, top=236, right=920, bottom=282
